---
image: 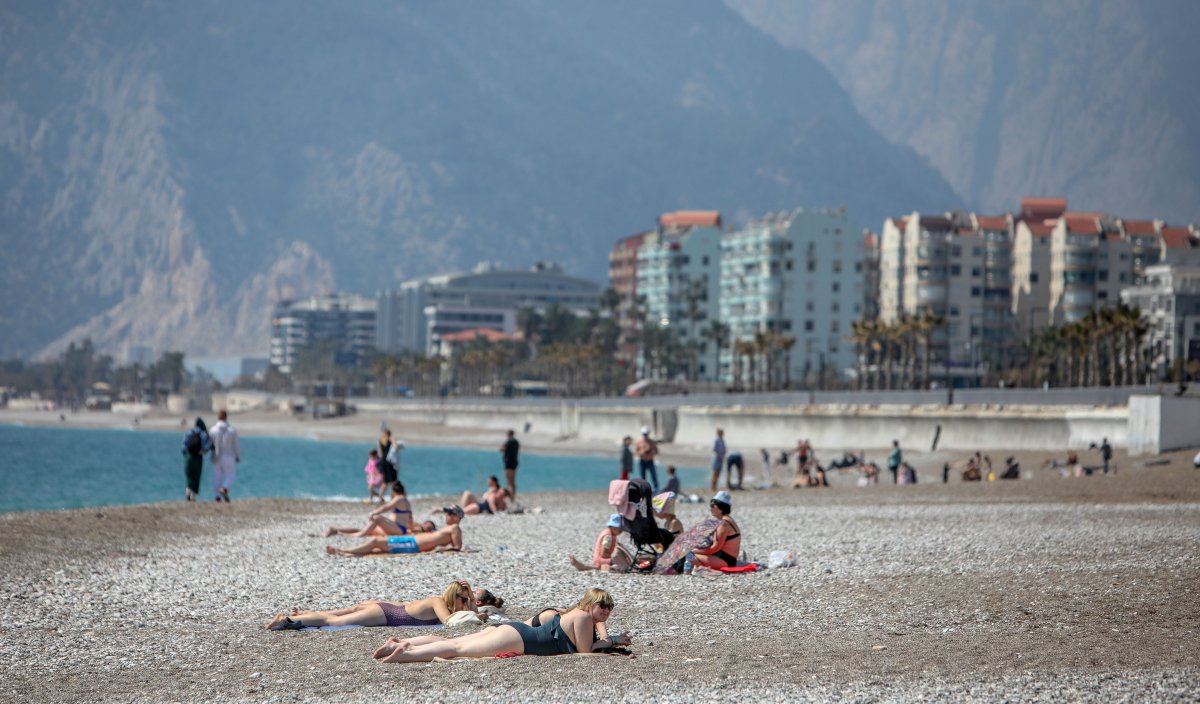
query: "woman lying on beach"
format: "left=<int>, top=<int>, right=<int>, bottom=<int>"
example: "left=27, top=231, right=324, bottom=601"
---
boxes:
left=323, top=482, right=437, bottom=537
left=460, top=475, right=510, bottom=515
left=371, top=587, right=630, bottom=663
left=325, top=505, right=465, bottom=557
left=265, top=580, right=497, bottom=630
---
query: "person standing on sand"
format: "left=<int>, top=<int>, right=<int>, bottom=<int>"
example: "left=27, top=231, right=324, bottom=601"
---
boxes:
left=710, top=429, right=727, bottom=492
left=619, top=436, right=633, bottom=481
left=180, top=418, right=211, bottom=502
left=377, top=429, right=397, bottom=501
left=210, top=409, right=241, bottom=502
left=635, top=426, right=660, bottom=492
left=501, top=429, right=520, bottom=499
left=887, top=440, right=902, bottom=485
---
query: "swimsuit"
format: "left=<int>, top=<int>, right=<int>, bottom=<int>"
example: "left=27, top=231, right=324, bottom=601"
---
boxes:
left=508, top=614, right=576, bottom=656
left=377, top=602, right=441, bottom=627
left=386, top=535, right=420, bottom=554
left=712, top=520, right=741, bottom=566
left=476, top=500, right=493, bottom=514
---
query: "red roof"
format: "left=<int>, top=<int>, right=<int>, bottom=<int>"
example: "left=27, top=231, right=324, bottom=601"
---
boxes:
left=1123, top=220, right=1156, bottom=235
left=612, top=231, right=651, bottom=252
left=440, top=328, right=519, bottom=343
left=1020, top=197, right=1067, bottom=220
left=956, top=226, right=977, bottom=236
left=1027, top=222, right=1055, bottom=237
left=976, top=215, right=1008, bottom=231
left=1162, top=227, right=1196, bottom=249
left=659, top=211, right=722, bottom=229
left=1064, top=213, right=1101, bottom=235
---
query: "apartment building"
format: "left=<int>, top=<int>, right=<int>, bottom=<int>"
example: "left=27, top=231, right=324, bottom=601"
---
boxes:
left=718, top=208, right=860, bottom=383
left=879, top=210, right=1014, bottom=372
left=376, top=262, right=600, bottom=355
left=635, top=211, right=723, bottom=379
left=1120, top=265, right=1200, bottom=375
left=270, top=293, right=376, bottom=374
left=608, top=230, right=654, bottom=364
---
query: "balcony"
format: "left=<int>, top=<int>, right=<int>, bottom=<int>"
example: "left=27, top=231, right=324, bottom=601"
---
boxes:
left=917, top=284, right=948, bottom=304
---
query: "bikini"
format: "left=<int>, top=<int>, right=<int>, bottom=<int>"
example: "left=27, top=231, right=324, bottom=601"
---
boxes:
left=378, top=602, right=441, bottom=628
left=508, top=613, right=577, bottom=656
left=476, top=500, right=493, bottom=514
left=711, top=519, right=741, bottom=567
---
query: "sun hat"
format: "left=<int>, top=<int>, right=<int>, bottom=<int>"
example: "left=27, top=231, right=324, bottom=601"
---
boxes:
left=711, top=490, right=732, bottom=506
left=607, top=513, right=623, bottom=528
left=443, top=504, right=465, bottom=518
left=652, top=491, right=677, bottom=516
left=640, top=426, right=650, bottom=435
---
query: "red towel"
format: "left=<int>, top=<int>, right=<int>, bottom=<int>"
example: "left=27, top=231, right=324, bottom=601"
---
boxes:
left=715, top=564, right=759, bottom=574
left=495, top=651, right=523, bottom=659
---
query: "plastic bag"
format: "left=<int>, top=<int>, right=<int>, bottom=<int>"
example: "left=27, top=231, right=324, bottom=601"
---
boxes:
left=767, top=550, right=795, bottom=569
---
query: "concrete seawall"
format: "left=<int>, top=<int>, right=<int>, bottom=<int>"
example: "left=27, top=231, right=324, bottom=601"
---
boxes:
left=354, top=398, right=1158, bottom=453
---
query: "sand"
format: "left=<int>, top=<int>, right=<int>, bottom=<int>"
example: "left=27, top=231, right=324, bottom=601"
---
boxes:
left=2, top=408, right=1199, bottom=702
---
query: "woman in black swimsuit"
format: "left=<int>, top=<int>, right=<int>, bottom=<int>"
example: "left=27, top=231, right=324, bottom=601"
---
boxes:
left=372, top=588, right=630, bottom=663
left=692, top=490, right=742, bottom=569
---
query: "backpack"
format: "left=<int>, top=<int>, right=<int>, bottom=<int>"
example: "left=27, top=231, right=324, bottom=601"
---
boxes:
left=185, top=430, right=203, bottom=456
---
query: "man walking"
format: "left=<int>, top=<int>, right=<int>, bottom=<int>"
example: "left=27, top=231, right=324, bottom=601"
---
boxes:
left=501, top=429, right=520, bottom=499
left=210, top=409, right=241, bottom=502
left=1099, top=437, right=1113, bottom=474
left=635, top=426, right=659, bottom=491
left=710, top=428, right=727, bottom=492
left=180, top=418, right=211, bottom=502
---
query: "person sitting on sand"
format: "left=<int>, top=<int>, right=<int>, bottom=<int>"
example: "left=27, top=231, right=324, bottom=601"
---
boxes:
left=371, top=588, right=631, bottom=663
left=652, top=492, right=683, bottom=539
left=265, top=580, right=490, bottom=630
left=691, top=491, right=742, bottom=569
left=323, top=481, right=435, bottom=537
left=460, top=475, right=510, bottom=515
left=326, top=505, right=465, bottom=557
left=569, top=514, right=631, bottom=572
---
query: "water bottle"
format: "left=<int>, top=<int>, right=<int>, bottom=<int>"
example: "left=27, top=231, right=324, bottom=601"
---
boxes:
left=683, top=553, right=694, bottom=575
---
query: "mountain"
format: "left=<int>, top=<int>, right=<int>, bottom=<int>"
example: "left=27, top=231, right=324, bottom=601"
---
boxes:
left=0, top=0, right=958, bottom=359
left=728, top=0, right=1200, bottom=223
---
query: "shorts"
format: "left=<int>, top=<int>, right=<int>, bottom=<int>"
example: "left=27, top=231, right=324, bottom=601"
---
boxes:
left=477, top=500, right=493, bottom=515
left=386, top=535, right=419, bottom=554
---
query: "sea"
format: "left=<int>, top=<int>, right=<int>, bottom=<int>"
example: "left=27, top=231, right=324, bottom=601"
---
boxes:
left=0, top=424, right=705, bottom=513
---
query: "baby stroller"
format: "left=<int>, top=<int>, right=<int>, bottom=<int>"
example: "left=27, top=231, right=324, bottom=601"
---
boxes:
left=609, top=478, right=674, bottom=573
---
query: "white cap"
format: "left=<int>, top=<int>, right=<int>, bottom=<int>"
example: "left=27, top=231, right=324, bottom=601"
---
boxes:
left=640, top=426, right=650, bottom=435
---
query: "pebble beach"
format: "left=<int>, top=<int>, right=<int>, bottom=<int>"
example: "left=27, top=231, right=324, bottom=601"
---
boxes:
left=2, top=427, right=1198, bottom=703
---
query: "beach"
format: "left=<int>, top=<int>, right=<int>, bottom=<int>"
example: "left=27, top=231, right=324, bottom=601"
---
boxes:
left=2, top=421, right=1198, bottom=702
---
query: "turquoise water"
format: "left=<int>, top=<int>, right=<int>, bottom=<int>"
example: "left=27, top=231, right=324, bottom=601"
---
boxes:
left=0, top=424, right=703, bottom=513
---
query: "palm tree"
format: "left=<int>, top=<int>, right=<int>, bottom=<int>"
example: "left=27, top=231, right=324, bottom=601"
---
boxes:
left=702, top=320, right=731, bottom=383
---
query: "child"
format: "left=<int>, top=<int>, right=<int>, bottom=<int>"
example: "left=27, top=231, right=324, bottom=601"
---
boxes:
left=365, top=448, right=384, bottom=503
left=568, top=514, right=630, bottom=572
left=662, top=465, right=680, bottom=495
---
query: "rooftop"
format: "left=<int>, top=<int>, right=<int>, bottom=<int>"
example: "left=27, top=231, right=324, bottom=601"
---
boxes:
left=1020, top=197, right=1068, bottom=220
left=659, top=210, right=722, bottom=229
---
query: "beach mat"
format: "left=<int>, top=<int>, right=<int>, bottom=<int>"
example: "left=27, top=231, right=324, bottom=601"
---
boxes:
left=363, top=548, right=482, bottom=557
left=300, top=624, right=446, bottom=631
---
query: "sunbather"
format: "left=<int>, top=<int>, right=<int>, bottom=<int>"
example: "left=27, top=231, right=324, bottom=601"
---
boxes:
left=371, top=587, right=630, bottom=663
left=461, top=475, right=510, bottom=515
left=325, top=505, right=465, bottom=556
left=264, top=580, right=487, bottom=630
left=323, top=482, right=432, bottom=537
left=691, top=491, right=742, bottom=569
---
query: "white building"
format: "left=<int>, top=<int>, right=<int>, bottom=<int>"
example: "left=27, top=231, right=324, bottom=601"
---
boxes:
left=636, top=211, right=724, bottom=380
left=718, top=208, right=860, bottom=384
left=269, top=293, right=376, bottom=374
left=376, top=262, right=601, bottom=355
left=1120, top=265, right=1200, bottom=376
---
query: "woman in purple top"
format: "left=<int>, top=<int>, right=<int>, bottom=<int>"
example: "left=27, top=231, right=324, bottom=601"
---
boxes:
left=265, top=581, right=495, bottom=630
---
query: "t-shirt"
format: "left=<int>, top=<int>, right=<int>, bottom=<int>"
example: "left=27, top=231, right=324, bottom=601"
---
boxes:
left=663, top=475, right=680, bottom=495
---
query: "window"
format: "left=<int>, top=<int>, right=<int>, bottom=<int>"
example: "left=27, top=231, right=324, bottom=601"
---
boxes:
left=950, top=306, right=960, bottom=317
left=971, top=267, right=981, bottom=277
left=970, top=287, right=981, bottom=297
left=855, top=262, right=863, bottom=272
left=702, top=256, right=709, bottom=266
left=805, top=320, right=814, bottom=332
left=832, top=302, right=840, bottom=312
left=832, top=260, right=842, bottom=273
left=1098, top=291, right=1108, bottom=300
left=807, top=260, right=816, bottom=272
left=950, top=264, right=962, bottom=276
left=1098, top=270, right=1108, bottom=282
left=1194, top=322, right=1200, bottom=336
left=830, top=321, right=840, bottom=333
left=1119, top=273, right=1128, bottom=283
left=1030, top=273, right=1039, bottom=284
left=781, top=321, right=792, bottom=331
left=973, top=247, right=983, bottom=256
left=951, top=245, right=962, bottom=256
left=832, top=282, right=840, bottom=292
left=806, top=301, right=814, bottom=312
left=786, top=260, right=793, bottom=271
